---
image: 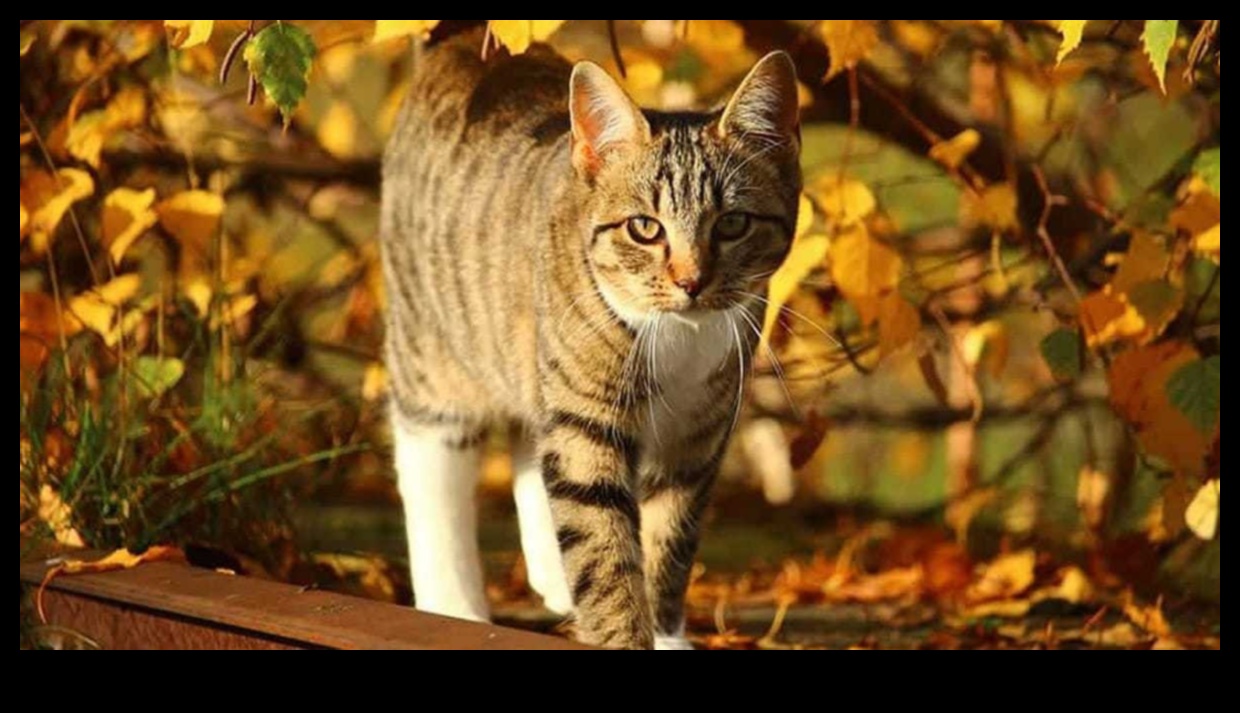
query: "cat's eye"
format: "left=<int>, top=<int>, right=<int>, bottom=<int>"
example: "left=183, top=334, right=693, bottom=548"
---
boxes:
left=714, top=213, right=752, bottom=242
left=627, top=217, right=665, bottom=245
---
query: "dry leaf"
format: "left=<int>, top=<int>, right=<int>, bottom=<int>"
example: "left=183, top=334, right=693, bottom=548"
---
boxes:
left=102, top=187, right=158, bottom=263
left=164, top=20, right=215, bottom=49
left=826, top=566, right=924, bottom=604
left=373, top=20, right=441, bottom=43
left=829, top=224, right=902, bottom=327
left=965, top=550, right=1036, bottom=604
left=23, top=168, right=95, bottom=255
left=1121, top=591, right=1173, bottom=638
left=39, top=546, right=185, bottom=622
left=1080, top=288, right=1146, bottom=348
left=929, top=129, right=982, bottom=171
left=38, top=485, right=85, bottom=549
left=157, top=190, right=224, bottom=251
left=820, top=20, right=879, bottom=80
left=945, top=488, right=997, bottom=545
left=1185, top=480, right=1220, bottom=541
left=489, top=20, right=566, bottom=55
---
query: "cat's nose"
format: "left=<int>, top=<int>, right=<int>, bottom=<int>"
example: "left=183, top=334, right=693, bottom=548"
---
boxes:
left=675, top=276, right=703, bottom=299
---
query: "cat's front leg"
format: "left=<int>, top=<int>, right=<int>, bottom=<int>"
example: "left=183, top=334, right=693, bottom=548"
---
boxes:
left=540, top=411, right=652, bottom=650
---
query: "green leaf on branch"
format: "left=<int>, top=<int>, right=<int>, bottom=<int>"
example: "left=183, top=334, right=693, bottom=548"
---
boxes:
left=1041, top=328, right=1084, bottom=381
left=1195, top=148, right=1220, bottom=197
left=1166, top=356, right=1220, bottom=434
left=244, top=23, right=317, bottom=125
left=1142, top=20, right=1179, bottom=93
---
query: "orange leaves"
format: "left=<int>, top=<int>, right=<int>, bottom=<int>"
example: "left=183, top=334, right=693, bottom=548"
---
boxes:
left=1109, top=342, right=1211, bottom=478
left=20, top=168, right=95, bottom=254
left=65, top=87, right=148, bottom=168
left=877, top=292, right=921, bottom=358
left=66, top=274, right=143, bottom=347
left=38, top=546, right=185, bottom=621
left=156, top=190, right=224, bottom=250
left=1080, top=233, right=1181, bottom=348
left=819, top=20, right=879, bottom=80
left=102, top=188, right=158, bottom=263
left=164, top=20, right=215, bottom=49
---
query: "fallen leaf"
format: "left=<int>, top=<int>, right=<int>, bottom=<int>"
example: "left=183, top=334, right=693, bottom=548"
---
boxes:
left=961, top=183, right=1019, bottom=234
left=826, top=566, right=924, bottom=604
left=819, top=20, right=879, bottom=80
left=38, top=485, right=85, bottom=549
left=1121, top=591, right=1173, bottom=638
left=39, top=546, right=185, bottom=622
left=373, top=20, right=441, bottom=43
left=312, top=552, right=400, bottom=603
left=164, top=20, right=215, bottom=49
left=157, top=190, right=224, bottom=251
left=1185, top=480, right=1220, bottom=541
left=829, top=224, right=902, bottom=327
left=488, top=20, right=566, bottom=56
left=24, top=168, right=95, bottom=255
left=1056, top=20, right=1089, bottom=65
left=945, top=488, right=998, bottom=545
left=878, top=292, right=922, bottom=358
left=1141, top=20, right=1179, bottom=94
left=965, top=550, right=1036, bottom=604
left=1033, top=567, right=1094, bottom=606
left=929, top=129, right=982, bottom=171
left=102, top=187, right=158, bottom=263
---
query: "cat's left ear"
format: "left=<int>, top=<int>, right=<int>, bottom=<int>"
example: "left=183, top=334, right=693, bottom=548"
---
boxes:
left=719, top=52, right=801, bottom=145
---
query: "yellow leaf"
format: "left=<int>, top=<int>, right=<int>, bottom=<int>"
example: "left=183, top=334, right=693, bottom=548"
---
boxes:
left=811, top=176, right=877, bottom=228
left=164, top=20, right=215, bottom=49
left=157, top=190, right=224, bottom=251
left=965, top=550, right=1036, bottom=604
left=1033, top=566, right=1095, bottom=606
left=1121, top=591, right=1173, bottom=638
left=829, top=224, right=902, bottom=327
left=1112, top=233, right=1170, bottom=296
left=1080, top=288, right=1145, bottom=348
left=317, top=102, right=359, bottom=159
left=21, top=32, right=35, bottom=57
left=1186, top=480, right=1220, bottom=541
left=1076, top=467, right=1111, bottom=529
left=962, top=321, right=1009, bottom=376
left=102, top=188, right=158, bottom=264
left=20, top=203, right=29, bottom=238
left=1193, top=223, right=1220, bottom=264
left=877, top=292, right=921, bottom=358
left=61, top=546, right=184, bottom=576
left=374, top=20, right=441, bottom=43
left=819, top=20, right=879, bottom=80
left=26, top=168, right=94, bottom=255
left=929, top=129, right=982, bottom=171
left=795, top=194, right=813, bottom=238
left=210, top=294, right=258, bottom=330
left=184, top=279, right=212, bottom=318
left=38, top=485, right=85, bottom=549
left=1109, top=342, right=1209, bottom=478
left=489, top=20, right=566, bottom=56
left=1056, top=21, right=1088, bottom=65
left=961, top=183, right=1019, bottom=234
left=762, top=233, right=830, bottom=341
left=362, top=362, right=389, bottom=402
left=66, top=274, right=142, bottom=346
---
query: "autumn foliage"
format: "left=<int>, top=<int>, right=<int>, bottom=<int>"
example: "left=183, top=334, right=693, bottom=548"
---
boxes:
left=20, top=20, right=1219, bottom=649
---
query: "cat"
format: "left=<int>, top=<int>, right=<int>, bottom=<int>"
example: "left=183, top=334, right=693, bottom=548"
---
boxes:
left=380, top=31, right=802, bottom=650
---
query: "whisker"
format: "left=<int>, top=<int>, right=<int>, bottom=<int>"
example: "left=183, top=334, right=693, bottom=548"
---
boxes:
left=734, top=304, right=799, bottom=419
left=742, top=291, right=843, bottom=349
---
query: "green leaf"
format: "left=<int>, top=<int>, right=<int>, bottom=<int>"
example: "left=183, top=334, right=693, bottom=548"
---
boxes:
left=244, top=23, right=317, bottom=125
left=130, top=357, right=185, bottom=400
left=1057, top=21, right=1088, bottom=65
left=1041, top=328, right=1083, bottom=381
left=1195, top=148, right=1221, bottom=197
left=1142, top=20, right=1179, bottom=93
left=1166, top=356, right=1220, bottom=434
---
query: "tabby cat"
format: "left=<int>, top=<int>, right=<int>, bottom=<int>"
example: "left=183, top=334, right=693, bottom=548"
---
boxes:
left=380, top=31, right=802, bottom=650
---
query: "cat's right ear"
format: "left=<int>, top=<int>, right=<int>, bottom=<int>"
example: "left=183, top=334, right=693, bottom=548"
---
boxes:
left=570, top=62, right=651, bottom=177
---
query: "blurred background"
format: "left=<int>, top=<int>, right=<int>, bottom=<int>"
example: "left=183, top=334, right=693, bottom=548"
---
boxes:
left=20, top=20, right=1219, bottom=649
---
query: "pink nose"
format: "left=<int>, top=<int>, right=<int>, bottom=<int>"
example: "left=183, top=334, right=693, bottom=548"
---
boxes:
left=675, top=276, right=702, bottom=299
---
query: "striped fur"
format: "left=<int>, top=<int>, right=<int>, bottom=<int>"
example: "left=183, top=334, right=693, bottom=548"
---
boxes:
left=381, top=32, right=802, bottom=649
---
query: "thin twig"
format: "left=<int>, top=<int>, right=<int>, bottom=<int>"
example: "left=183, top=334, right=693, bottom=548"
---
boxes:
left=607, top=20, right=627, bottom=79
left=1031, top=166, right=1084, bottom=305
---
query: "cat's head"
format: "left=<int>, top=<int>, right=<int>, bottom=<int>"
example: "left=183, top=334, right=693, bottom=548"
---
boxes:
left=569, top=52, right=803, bottom=326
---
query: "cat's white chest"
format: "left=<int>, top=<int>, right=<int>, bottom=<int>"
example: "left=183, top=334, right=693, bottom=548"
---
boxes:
left=640, top=313, right=738, bottom=448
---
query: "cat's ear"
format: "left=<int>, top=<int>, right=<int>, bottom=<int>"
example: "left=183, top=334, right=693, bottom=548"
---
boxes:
left=570, top=62, right=651, bottom=177
left=719, top=51, right=801, bottom=143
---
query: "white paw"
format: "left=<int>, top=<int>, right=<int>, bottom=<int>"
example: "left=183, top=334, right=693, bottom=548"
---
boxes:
left=655, top=636, right=695, bottom=651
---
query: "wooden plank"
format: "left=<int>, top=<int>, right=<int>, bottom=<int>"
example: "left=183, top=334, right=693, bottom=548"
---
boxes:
left=21, top=555, right=589, bottom=651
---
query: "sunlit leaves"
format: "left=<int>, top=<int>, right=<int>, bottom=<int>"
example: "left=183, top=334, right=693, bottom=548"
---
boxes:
left=65, top=86, right=148, bottom=169
left=38, top=485, right=85, bottom=548
left=1186, top=480, right=1220, bottom=541
left=819, top=20, right=879, bottom=80
left=1166, top=356, right=1221, bottom=434
left=373, top=20, right=441, bottom=43
left=164, top=20, right=215, bottom=49
left=1141, top=20, right=1179, bottom=93
left=763, top=196, right=828, bottom=340
left=66, top=274, right=143, bottom=347
left=22, top=168, right=95, bottom=255
left=102, top=188, right=158, bottom=263
left=830, top=226, right=901, bottom=327
left=929, top=129, right=981, bottom=171
left=814, top=177, right=877, bottom=228
left=489, top=20, right=566, bottom=56
left=156, top=190, right=224, bottom=250
left=244, top=23, right=317, bottom=124
left=1056, top=20, right=1088, bottom=65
